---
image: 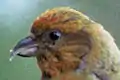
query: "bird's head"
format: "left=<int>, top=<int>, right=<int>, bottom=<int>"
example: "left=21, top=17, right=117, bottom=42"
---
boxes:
left=10, top=7, right=102, bottom=78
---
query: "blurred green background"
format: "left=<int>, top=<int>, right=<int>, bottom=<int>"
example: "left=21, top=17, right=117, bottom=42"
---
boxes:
left=0, top=0, right=120, bottom=80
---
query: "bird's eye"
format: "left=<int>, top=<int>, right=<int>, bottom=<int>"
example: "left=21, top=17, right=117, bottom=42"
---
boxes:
left=49, top=30, right=61, bottom=41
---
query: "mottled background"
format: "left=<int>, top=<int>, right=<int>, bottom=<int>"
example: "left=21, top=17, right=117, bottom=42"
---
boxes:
left=0, top=0, right=120, bottom=80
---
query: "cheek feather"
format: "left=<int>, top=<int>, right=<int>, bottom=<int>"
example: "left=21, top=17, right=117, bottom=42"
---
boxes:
left=37, top=54, right=80, bottom=77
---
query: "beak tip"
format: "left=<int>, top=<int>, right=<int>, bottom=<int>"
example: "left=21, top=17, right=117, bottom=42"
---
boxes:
left=9, top=36, right=38, bottom=60
left=9, top=49, right=17, bottom=62
left=10, top=49, right=13, bottom=53
left=9, top=57, right=13, bottom=62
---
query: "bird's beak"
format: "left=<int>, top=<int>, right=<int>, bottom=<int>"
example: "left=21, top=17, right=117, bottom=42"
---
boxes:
left=9, top=35, right=38, bottom=61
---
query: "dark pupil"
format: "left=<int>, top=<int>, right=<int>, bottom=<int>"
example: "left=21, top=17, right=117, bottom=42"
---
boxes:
left=49, top=31, right=61, bottom=41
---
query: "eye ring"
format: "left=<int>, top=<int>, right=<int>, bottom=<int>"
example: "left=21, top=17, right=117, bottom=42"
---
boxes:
left=49, top=30, right=61, bottom=41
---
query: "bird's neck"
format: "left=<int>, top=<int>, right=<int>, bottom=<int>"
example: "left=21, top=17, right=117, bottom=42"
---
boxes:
left=42, top=71, right=85, bottom=80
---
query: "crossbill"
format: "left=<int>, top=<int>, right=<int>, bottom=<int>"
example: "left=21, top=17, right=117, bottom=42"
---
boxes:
left=10, top=7, right=120, bottom=80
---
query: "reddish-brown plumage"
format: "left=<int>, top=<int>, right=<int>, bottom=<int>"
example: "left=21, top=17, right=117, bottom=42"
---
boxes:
left=31, top=7, right=89, bottom=34
left=10, top=7, right=120, bottom=80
